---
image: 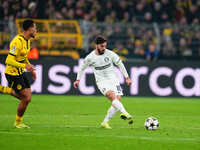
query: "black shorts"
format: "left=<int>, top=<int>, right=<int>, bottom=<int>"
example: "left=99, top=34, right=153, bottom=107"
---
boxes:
left=5, top=73, right=30, bottom=93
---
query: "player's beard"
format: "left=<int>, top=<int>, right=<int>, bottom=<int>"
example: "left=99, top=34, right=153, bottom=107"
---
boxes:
left=30, top=33, right=35, bottom=38
left=97, top=48, right=105, bottom=55
left=30, top=31, right=36, bottom=38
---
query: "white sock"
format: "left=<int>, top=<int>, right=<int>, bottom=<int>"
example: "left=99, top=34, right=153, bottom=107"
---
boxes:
left=112, top=99, right=127, bottom=113
left=103, top=106, right=118, bottom=123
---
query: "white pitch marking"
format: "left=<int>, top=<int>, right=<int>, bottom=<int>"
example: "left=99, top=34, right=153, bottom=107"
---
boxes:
left=0, top=131, right=198, bottom=142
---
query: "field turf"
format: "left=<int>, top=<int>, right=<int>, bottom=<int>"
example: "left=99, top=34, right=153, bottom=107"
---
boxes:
left=0, top=95, right=200, bottom=150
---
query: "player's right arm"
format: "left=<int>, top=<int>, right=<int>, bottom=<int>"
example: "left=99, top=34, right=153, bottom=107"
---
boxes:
left=73, top=56, right=90, bottom=88
left=5, top=39, right=35, bottom=72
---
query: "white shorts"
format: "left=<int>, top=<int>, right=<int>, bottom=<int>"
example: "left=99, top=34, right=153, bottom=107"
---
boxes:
left=96, top=80, right=123, bottom=96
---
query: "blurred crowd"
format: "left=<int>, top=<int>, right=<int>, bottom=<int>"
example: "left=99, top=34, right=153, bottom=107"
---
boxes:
left=1, top=0, right=200, bottom=24
left=84, top=21, right=200, bottom=61
left=0, top=0, right=200, bottom=60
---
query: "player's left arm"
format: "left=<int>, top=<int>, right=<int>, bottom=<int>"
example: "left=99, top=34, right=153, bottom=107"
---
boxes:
left=112, top=52, right=132, bottom=86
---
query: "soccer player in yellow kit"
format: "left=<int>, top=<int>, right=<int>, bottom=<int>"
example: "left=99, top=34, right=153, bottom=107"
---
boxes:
left=0, top=19, right=37, bottom=128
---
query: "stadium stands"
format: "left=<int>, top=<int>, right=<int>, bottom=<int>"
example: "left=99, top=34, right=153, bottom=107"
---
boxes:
left=0, top=0, right=200, bottom=60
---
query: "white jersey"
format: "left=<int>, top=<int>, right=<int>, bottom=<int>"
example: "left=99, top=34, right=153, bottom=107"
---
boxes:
left=78, top=49, right=122, bottom=83
left=77, top=49, right=129, bottom=95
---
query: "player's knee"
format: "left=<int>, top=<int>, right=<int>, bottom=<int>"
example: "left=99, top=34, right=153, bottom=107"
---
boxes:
left=24, top=94, right=32, bottom=103
left=20, top=89, right=32, bottom=103
left=106, top=91, right=116, bottom=100
left=116, top=95, right=121, bottom=101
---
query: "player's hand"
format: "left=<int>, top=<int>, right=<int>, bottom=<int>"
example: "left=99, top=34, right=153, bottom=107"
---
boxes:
left=73, top=80, right=80, bottom=88
left=32, top=71, right=36, bottom=80
left=26, top=64, right=35, bottom=72
left=125, top=77, right=132, bottom=86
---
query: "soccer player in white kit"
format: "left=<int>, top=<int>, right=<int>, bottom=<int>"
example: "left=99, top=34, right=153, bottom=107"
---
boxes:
left=73, top=36, right=133, bottom=129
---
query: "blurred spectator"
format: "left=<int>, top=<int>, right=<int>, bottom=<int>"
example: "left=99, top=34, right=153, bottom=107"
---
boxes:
left=134, top=40, right=145, bottom=56
left=121, top=12, right=130, bottom=23
left=144, top=12, right=152, bottom=23
left=61, top=7, right=68, bottom=19
left=113, top=42, right=129, bottom=61
left=152, top=2, right=162, bottom=23
left=0, top=5, right=3, bottom=19
left=186, top=5, right=198, bottom=24
left=145, top=43, right=159, bottom=61
left=109, top=25, right=123, bottom=46
left=175, top=5, right=185, bottom=22
left=100, top=1, right=113, bottom=21
left=65, top=0, right=75, bottom=9
left=21, top=9, right=29, bottom=18
left=116, top=0, right=129, bottom=20
left=163, top=22, right=173, bottom=43
left=28, top=2, right=38, bottom=18
left=171, top=25, right=181, bottom=48
left=190, top=32, right=200, bottom=55
left=161, top=0, right=173, bottom=18
left=162, top=41, right=176, bottom=56
left=67, top=9, right=75, bottom=20
left=178, top=37, right=192, bottom=56
left=160, top=12, right=170, bottom=24
left=134, top=2, right=146, bottom=22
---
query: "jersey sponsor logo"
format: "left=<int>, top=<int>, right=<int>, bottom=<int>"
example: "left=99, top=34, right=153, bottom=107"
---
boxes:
left=104, top=57, right=109, bottom=62
left=90, top=62, right=95, bottom=66
left=95, top=63, right=111, bottom=70
left=10, top=46, right=16, bottom=54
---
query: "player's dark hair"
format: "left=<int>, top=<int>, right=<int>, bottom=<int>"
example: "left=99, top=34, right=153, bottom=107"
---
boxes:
left=95, top=36, right=107, bottom=44
left=23, top=19, right=35, bottom=31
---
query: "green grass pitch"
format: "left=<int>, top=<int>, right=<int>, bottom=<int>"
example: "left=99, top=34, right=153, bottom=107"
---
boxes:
left=0, top=94, right=200, bottom=150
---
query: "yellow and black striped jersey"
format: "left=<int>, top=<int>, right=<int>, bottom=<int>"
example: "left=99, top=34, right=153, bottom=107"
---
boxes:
left=5, top=34, right=31, bottom=76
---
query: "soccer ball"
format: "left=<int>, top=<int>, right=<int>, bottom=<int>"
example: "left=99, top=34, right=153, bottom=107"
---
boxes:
left=144, top=117, right=159, bottom=130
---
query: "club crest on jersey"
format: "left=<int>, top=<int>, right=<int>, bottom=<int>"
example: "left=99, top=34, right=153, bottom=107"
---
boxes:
left=104, top=57, right=109, bottom=62
left=17, top=84, right=22, bottom=90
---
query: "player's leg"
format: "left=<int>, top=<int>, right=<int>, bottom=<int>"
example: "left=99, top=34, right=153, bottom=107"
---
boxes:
left=106, top=90, right=133, bottom=124
left=0, top=77, right=24, bottom=99
left=5, top=73, right=32, bottom=128
left=102, top=92, right=121, bottom=124
left=1, top=74, right=20, bottom=97
left=0, top=85, right=24, bottom=100
left=97, top=82, right=118, bottom=128
left=14, top=88, right=32, bottom=128
left=106, top=90, right=127, bottom=113
left=14, top=73, right=32, bottom=128
left=17, top=88, right=32, bottom=116
left=101, top=91, right=128, bottom=129
left=98, top=81, right=132, bottom=128
left=101, top=105, right=118, bottom=129
left=11, top=90, right=24, bottom=100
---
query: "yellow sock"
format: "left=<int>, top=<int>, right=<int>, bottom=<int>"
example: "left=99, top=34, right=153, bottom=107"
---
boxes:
left=5, top=87, right=12, bottom=94
left=0, top=85, right=12, bottom=94
left=15, top=115, right=23, bottom=125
